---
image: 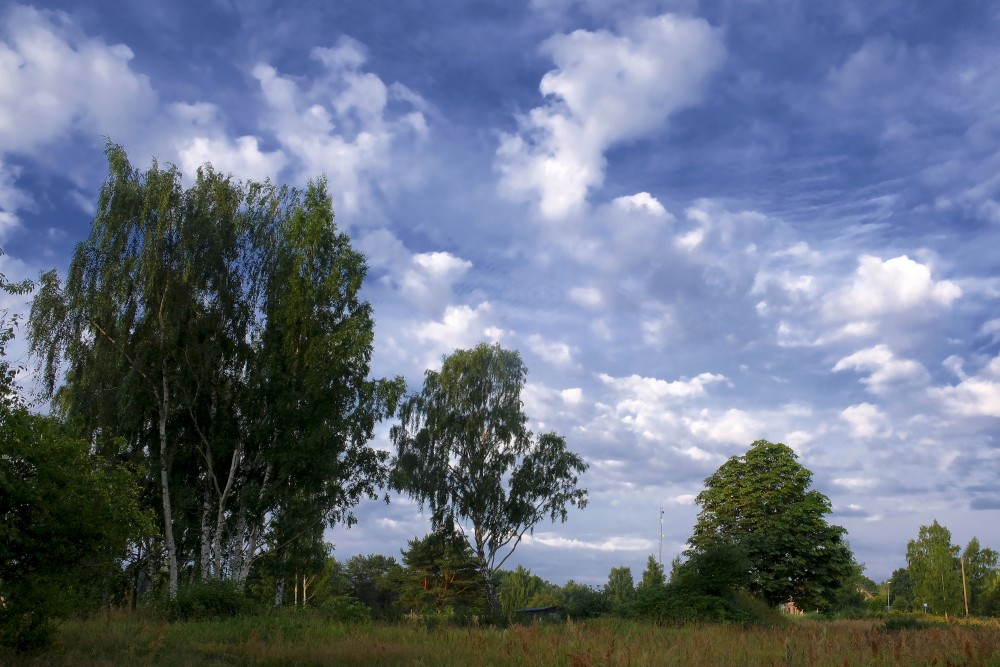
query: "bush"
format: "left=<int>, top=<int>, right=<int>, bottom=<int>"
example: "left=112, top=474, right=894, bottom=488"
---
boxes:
left=318, top=596, right=370, bottom=623
left=168, top=580, right=252, bottom=620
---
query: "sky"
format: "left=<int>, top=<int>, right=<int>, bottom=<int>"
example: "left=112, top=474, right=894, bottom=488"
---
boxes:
left=2, top=0, right=999, bottom=586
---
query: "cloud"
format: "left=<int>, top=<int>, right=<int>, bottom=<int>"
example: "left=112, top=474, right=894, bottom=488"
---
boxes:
left=171, top=102, right=287, bottom=183
left=568, top=286, right=604, bottom=309
left=0, top=5, right=156, bottom=154
left=685, top=408, right=764, bottom=445
left=599, top=371, right=726, bottom=400
left=524, top=532, right=654, bottom=552
left=0, top=159, right=33, bottom=240
left=832, top=344, right=929, bottom=394
left=411, top=302, right=502, bottom=370
left=252, top=37, right=428, bottom=216
left=840, top=402, right=891, bottom=439
left=527, top=333, right=576, bottom=367
left=399, top=251, right=472, bottom=316
left=496, top=14, right=724, bottom=218
left=929, top=355, right=1000, bottom=417
left=825, top=255, right=961, bottom=323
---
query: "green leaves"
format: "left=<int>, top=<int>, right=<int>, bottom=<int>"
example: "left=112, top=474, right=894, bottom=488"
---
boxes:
left=688, top=439, right=854, bottom=609
left=389, top=342, right=588, bottom=614
left=27, top=145, right=396, bottom=596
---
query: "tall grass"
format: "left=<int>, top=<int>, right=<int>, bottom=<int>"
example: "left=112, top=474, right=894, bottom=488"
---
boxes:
left=3, top=609, right=999, bottom=666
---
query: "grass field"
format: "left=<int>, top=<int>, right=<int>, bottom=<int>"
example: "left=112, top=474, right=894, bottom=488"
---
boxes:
left=4, top=611, right=1000, bottom=666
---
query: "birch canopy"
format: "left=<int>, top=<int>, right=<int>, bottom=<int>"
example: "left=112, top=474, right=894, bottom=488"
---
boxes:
left=390, top=342, right=588, bottom=614
left=28, top=143, right=401, bottom=599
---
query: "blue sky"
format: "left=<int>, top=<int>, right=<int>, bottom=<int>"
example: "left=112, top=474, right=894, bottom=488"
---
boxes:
left=2, top=0, right=999, bottom=585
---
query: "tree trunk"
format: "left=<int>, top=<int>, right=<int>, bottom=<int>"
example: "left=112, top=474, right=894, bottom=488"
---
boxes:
left=200, top=486, right=213, bottom=579
left=159, top=386, right=179, bottom=600
left=474, top=529, right=500, bottom=615
left=274, top=576, right=285, bottom=607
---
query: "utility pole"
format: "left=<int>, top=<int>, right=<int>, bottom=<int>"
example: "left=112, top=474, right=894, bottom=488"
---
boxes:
left=961, top=557, right=969, bottom=616
left=659, top=506, right=664, bottom=567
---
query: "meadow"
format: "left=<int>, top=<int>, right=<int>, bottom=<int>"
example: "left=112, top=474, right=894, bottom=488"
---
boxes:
left=3, top=611, right=1000, bottom=667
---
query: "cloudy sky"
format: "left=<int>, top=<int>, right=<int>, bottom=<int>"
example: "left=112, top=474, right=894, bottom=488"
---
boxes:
left=3, top=0, right=999, bottom=585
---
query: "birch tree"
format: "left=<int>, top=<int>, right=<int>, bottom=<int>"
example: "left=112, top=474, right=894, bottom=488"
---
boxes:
left=29, top=144, right=398, bottom=599
left=390, top=343, right=588, bottom=615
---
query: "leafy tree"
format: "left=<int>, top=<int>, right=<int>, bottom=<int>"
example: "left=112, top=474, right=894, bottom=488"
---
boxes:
left=688, top=439, right=855, bottom=610
left=400, top=525, right=484, bottom=614
left=390, top=342, right=588, bottom=614
left=28, top=145, right=401, bottom=599
left=604, top=566, right=634, bottom=612
left=498, top=565, right=553, bottom=614
left=559, top=580, right=608, bottom=619
left=0, top=261, right=153, bottom=649
left=906, top=521, right=963, bottom=616
left=637, top=555, right=666, bottom=591
left=344, top=554, right=404, bottom=619
left=888, top=567, right=914, bottom=612
left=961, top=537, right=998, bottom=615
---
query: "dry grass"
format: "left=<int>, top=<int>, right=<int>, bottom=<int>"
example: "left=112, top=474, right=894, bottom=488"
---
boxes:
left=3, top=610, right=1000, bottom=666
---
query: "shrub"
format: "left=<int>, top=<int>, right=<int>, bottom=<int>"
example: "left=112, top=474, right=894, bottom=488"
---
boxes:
left=318, top=596, right=370, bottom=623
left=168, top=580, right=252, bottom=621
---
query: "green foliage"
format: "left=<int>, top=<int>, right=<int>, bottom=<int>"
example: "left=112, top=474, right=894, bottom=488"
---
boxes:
left=390, top=342, right=588, bottom=614
left=558, top=580, right=608, bottom=619
left=962, top=537, right=999, bottom=615
left=637, top=555, right=666, bottom=591
left=888, top=567, right=914, bottom=612
left=317, top=596, right=371, bottom=623
left=168, top=580, right=253, bottom=621
left=499, top=565, right=551, bottom=614
left=604, top=566, right=634, bottom=612
left=0, top=261, right=154, bottom=650
left=400, top=525, right=485, bottom=614
left=27, top=145, right=402, bottom=600
left=906, top=520, right=963, bottom=616
left=344, top=554, right=404, bottom=619
left=688, top=439, right=855, bottom=610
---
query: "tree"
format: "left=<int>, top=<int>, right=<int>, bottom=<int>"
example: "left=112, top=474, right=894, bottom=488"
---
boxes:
left=604, top=566, right=635, bottom=612
left=888, top=567, right=914, bottom=612
left=906, top=521, right=963, bottom=616
left=961, top=537, right=998, bottom=615
left=637, top=555, right=666, bottom=591
left=0, top=259, right=153, bottom=649
left=390, top=343, right=588, bottom=615
left=688, top=439, right=855, bottom=610
left=343, top=554, right=404, bottom=618
left=28, top=144, right=401, bottom=599
left=399, top=525, right=484, bottom=614
left=498, top=565, right=552, bottom=614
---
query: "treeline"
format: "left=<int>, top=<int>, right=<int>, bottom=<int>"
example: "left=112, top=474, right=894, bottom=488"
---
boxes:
left=875, top=521, right=1000, bottom=617
left=1, top=146, right=586, bottom=650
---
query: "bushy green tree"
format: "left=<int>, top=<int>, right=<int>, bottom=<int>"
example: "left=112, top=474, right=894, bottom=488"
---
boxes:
left=390, top=343, right=588, bottom=614
left=688, top=440, right=854, bottom=610
left=637, top=555, right=666, bottom=591
left=888, top=568, right=914, bottom=612
left=400, top=525, right=484, bottom=614
left=962, top=537, right=998, bottom=615
left=906, top=521, right=962, bottom=616
left=29, top=145, right=402, bottom=599
left=559, top=580, right=608, bottom=619
left=344, top=554, right=404, bottom=619
left=497, top=565, right=559, bottom=615
left=0, top=260, right=153, bottom=650
left=604, top=566, right=634, bottom=612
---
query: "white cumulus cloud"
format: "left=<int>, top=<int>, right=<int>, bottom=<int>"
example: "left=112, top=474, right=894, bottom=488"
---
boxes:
left=826, top=255, right=961, bottom=323
left=833, top=344, right=929, bottom=394
left=496, top=14, right=724, bottom=219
